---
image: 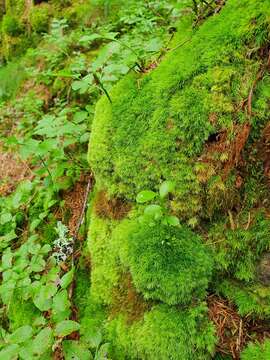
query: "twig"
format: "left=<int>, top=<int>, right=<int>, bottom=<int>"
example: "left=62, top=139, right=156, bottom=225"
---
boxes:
left=228, top=210, right=235, bottom=230
left=245, top=212, right=251, bottom=230
left=68, top=174, right=93, bottom=300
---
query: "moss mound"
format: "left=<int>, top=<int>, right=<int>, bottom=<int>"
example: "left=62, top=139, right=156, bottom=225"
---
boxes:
left=107, top=304, right=216, bottom=360
left=116, top=221, right=213, bottom=305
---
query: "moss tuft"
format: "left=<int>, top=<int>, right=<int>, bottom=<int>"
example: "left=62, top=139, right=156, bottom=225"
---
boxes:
left=115, top=220, right=213, bottom=305
left=107, top=303, right=217, bottom=360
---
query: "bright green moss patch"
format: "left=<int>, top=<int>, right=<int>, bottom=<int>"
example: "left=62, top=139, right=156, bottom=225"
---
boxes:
left=107, top=303, right=217, bottom=360
left=88, top=214, right=120, bottom=305
left=217, top=280, right=270, bottom=318
left=114, top=220, right=213, bottom=305
left=208, top=210, right=270, bottom=282
left=89, top=0, right=270, bottom=223
left=241, top=340, right=270, bottom=360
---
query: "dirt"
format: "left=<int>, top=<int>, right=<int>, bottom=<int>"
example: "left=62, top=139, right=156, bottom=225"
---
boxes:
left=110, top=273, right=151, bottom=325
left=0, top=146, right=33, bottom=196
left=62, top=174, right=92, bottom=237
left=94, top=190, right=131, bottom=220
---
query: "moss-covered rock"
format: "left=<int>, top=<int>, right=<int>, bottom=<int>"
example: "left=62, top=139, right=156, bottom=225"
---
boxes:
left=87, top=0, right=270, bottom=357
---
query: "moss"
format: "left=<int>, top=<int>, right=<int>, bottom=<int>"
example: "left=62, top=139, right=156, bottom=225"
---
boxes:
left=2, top=14, right=22, bottom=37
left=29, top=4, right=51, bottom=34
left=89, top=0, right=270, bottom=223
left=107, top=303, right=217, bottom=360
left=217, top=280, right=270, bottom=318
left=88, top=214, right=120, bottom=305
left=114, top=220, right=213, bottom=305
left=110, top=272, right=151, bottom=325
left=241, top=340, right=270, bottom=360
left=208, top=210, right=270, bottom=282
left=87, top=0, right=270, bottom=356
left=94, top=190, right=131, bottom=220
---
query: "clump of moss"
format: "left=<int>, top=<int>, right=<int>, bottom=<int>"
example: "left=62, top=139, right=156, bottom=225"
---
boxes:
left=110, top=272, right=151, bottom=325
left=115, top=221, right=213, bottom=305
left=216, top=280, right=270, bottom=318
left=107, top=303, right=217, bottom=360
left=2, top=14, right=22, bottom=37
left=88, top=214, right=120, bottom=305
left=208, top=210, right=270, bottom=282
left=241, top=340, right=270, bottom=360
left=29, top=4, right=51, bottom=34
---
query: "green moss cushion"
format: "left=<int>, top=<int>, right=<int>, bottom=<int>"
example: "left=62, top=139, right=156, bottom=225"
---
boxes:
left=115, top=221, right=213, bottom=305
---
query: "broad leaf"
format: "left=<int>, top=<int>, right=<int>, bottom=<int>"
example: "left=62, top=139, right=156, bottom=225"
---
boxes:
left=32, top=327, right=53, bottom=356
left=144, top=205, right=163, bottom=220
left=0, top=344, right=20, bottom=360
left=136, top=190, right=156, bottom=203
left=159, top=181, right=175, bottom=198
left=7, top=325, right=33, bottom=344
left=60, top=268, right=74, bottom=289
left=63, top=340, right=92, bottom=360
left=55, top=320, right=80, bottom=337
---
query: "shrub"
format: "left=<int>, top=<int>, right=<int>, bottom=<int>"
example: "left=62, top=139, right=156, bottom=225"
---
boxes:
left=2, top=14, right=22, bottom=36
left=116, top=221, right=213, bottom=305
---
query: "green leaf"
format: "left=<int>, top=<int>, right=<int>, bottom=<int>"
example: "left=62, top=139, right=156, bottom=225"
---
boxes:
left=32, top=327, right=53, bottom=356
left=33, top=284, right=57, bottom=311
left=144, top=205, right=163, bottom=220
left=0, top=230, right=17, bottom=250
left=0, top=213, right=12, bottom=225
left=0, top=344, right=20, bottom=360
left=52, top=290, right=70, bottom=322
left=96, top=343, right=110, bottom=360
left=63, top=340, right=93, bottom=360
left=166, top=215, right=180, bottom=227
left=7, top=325, right=33, bottom=344
left=159, top=181, right=175, bottom=198
left=2, top=248, right=13, bottom=270
left=136, top=190, right=156, bottom=203
left=55, top=320, right=80, bottom=337
left=30, top=219, right=41, bottom=232
left=88, top=331, right=102, bottom=348
left=0, top=280, right=16, bottom=304
left=60, top=268, right=74, bottom=289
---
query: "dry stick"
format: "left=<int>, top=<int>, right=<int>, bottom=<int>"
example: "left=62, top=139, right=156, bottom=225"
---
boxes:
left=68, top=174, right=93, bottom=300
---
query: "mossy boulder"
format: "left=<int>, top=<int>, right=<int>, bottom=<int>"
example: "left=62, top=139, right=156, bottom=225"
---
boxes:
left=87, top=0, right=270, bottom=357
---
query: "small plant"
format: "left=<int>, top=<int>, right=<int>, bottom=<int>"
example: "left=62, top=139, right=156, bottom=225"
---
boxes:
left=52, top=222, right=73, bottom=263
left=136, top=181, right=180, bottom=226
